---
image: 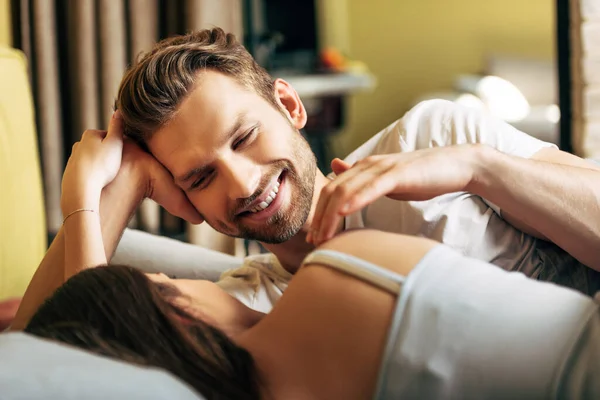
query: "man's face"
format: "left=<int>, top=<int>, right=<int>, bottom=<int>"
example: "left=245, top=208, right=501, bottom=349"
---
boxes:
left=148, top=71, right=316, bottom=244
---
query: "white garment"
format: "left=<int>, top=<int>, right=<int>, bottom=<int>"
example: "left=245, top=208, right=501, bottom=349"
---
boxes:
left=340, top=99, right=555, bottom=273
left=216, top=253, right=291, bottom=313
left=219, top=99, right=557, bottom=311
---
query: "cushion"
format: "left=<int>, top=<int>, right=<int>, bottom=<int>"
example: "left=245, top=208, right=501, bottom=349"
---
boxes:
left=112, top=228, right=243, bottom=281
left=0, top=332, right=204, bottom=399
left=0, top=46, right=47, bottom=300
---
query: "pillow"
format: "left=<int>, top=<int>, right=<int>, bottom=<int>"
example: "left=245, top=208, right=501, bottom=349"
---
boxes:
left=0, top=332, right=204, bottom=400
left=112, top=228, right=243, bottom=281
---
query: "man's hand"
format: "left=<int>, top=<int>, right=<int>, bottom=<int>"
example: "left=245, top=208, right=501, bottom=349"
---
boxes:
left=114, top=138, right=203, bottom=225
left=308, top=145, right=480, bottom=245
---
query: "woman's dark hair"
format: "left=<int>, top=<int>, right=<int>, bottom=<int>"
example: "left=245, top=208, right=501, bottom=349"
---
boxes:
left=24, top=265, right=260, bottom=399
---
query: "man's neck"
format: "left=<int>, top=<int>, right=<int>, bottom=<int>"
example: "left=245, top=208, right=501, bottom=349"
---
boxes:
left=261, top=171, right=341, bottom=274
left=261, top=228, right=316, bottom=274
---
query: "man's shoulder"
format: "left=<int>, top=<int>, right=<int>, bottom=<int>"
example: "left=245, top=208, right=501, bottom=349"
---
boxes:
left=402, top=98, right=458, bottom=123
left=342, top=99, right=458, bottom=165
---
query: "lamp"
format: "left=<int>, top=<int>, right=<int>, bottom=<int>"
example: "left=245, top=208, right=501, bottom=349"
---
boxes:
left=456, top=75, right=531, bottom=122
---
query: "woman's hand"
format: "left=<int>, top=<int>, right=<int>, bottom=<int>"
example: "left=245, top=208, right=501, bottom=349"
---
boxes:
left=61, top=111, right=124, bottom=214
left=115, top=138, right=205, bottom=224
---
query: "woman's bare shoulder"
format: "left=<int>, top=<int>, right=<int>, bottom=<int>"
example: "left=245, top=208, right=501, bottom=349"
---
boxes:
left=314, top=229, right=438, bottom=277
left=248, top=230, right=438, bottom=348
left=243, top=230, right=438, bottom=399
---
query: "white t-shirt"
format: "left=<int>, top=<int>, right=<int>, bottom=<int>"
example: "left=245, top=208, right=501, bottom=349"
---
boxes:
left=218, top=99, right=557, bottom=311
left=216, top=253, right=291, bottom=313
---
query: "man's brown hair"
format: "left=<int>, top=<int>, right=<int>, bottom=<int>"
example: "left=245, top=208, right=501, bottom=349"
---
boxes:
left=115, top=28, right=277, bottom=145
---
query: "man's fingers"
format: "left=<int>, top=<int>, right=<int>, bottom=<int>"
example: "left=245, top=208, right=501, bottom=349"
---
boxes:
left=330, top=158, right=352, bottom=176
left=312, top=206, right=342, bottom=246
left=314, top=169, right=379, bottom=244
left=310, top=160, right=371, bottom=241
left=342, top=164, right=398, bottom=214
left=311, top=162, right=391, bottom=245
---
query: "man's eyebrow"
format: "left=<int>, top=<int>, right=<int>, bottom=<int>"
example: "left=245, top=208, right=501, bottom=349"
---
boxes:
left=176, top=112, right=248, bottom=184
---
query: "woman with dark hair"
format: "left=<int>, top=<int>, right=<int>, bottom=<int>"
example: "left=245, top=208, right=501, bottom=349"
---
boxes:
left=19, top=112, right=600, bottom=399
left=25, top=265, right=263, bottom=398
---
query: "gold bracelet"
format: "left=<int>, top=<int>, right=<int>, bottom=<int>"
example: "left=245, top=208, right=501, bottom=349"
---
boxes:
left=62, top=208, right=96, bottom=224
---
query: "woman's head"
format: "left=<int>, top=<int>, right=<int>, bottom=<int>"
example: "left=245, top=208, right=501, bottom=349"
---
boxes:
left=24, top=265, right=261, bottom=399
left=145, top=272, right=264, bottom=337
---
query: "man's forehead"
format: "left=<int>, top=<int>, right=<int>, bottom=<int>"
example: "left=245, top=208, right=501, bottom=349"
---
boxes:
left=149, top=73, right=262, bottom=170
left=172, top=75, right=256, bottom=131
left=157, top=112, right=255, bottom=181
left=153, top=78, right=251, bottom=143
left=192, top=70, right=253, bottom=103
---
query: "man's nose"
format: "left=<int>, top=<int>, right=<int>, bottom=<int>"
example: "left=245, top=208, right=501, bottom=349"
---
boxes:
left=221, top=156, right=261, bottom=200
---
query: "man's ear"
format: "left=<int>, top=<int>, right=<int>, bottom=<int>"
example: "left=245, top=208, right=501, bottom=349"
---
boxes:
left=273, top=78, right=307, bottom=130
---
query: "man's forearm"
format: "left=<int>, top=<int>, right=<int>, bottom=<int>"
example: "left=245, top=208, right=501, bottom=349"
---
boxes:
left=11, top=165, right=144, bottom=330
left=470, top=145, right=600, bottom=271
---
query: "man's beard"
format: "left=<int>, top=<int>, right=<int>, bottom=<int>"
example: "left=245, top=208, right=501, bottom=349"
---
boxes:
left=209, top=132, right=317, bottom=244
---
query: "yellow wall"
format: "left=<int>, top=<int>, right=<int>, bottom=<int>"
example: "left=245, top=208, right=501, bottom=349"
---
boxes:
left=0, top=0, right=11, bottom=47
left=335, top=0, right=554, bottom=154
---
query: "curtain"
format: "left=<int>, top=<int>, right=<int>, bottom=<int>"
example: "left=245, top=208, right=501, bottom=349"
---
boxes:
left=12, top=0, right=242, bottom=254
left=568, top=0, right=600, bottom=159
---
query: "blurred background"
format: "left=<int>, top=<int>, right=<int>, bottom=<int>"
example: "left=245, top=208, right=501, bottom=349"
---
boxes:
left=0, top=0, right=565, bottom=265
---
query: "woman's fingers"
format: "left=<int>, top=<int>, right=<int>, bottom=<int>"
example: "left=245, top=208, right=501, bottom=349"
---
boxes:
left=147, top=163, right=204, bottom=225
left=79, top=129, right=106, bottom=143
left=105, top=110, right=124, bottom=143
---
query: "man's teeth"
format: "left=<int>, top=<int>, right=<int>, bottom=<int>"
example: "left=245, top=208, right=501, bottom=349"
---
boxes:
left=250, top=180, right=281, bottom=213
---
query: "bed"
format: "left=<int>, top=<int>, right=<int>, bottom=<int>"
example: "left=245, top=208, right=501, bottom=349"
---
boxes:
left=0, top=228, right=243, bottom=400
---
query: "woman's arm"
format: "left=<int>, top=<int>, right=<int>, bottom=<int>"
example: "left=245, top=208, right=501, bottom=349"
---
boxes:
left=11, top=113, right=202, bottom=331
left=60, top=115, right=124, bottom=277
left=10, top=166, right=143, bottom=331
left=11, top=114, right=129, bottom=331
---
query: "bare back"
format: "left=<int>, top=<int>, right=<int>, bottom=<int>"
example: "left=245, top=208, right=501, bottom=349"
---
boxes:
left=237, top=230, right=437, bottom=399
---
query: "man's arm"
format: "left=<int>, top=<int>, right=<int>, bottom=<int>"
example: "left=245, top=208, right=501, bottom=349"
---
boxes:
left=470, top=145, right=600, bottom=271
left=310, top=100, right=600, bottom=270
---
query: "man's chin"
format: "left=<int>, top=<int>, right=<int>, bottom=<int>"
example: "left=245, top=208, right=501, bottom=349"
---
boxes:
left=239, top=225, right=301, bottom=245
left=231, top=206, right=309, bottom=245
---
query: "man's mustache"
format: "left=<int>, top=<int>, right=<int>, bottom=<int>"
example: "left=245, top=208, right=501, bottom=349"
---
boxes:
left=230, top=162, right=291, bottom=219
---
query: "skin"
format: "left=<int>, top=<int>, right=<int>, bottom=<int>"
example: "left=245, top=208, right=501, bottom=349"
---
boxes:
left=17, top=109, right=417, bottom=399
left=12, top=105, right=597, bottom=398
left=14, top=111, right=263, bottom=337
left=149, top=70, right=600, bottom=272
left=149, top=71, right=331, bottom=271
left=11, top=113, right=202, bottom=330
left=147, top=273, right=265, bottom=337
left=13, top=65, right=600, bottom=330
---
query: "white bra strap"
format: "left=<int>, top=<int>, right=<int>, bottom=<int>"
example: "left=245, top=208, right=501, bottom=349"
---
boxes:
left=301, top=249, right=404, bottom=294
